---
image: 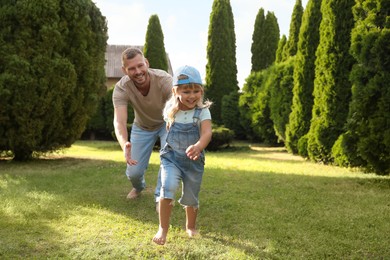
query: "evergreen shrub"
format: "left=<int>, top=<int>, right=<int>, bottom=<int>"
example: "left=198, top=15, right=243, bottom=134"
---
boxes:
left=207, top=125, right=234, bottom=151
left=297, top=134, right=308, bottom=158
left=83, top=88, right=134, bottom=140
left=332, top=132, right=364, bottom=168
left=0, top=0, right=107, bottom=160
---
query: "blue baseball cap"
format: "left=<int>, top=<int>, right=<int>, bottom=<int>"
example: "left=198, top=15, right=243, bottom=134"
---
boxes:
left=173, top=65, right=202, bottom=86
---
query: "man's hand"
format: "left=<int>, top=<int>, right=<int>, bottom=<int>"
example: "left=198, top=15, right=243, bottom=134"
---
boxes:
left=124, top=141, right=138, bottom=165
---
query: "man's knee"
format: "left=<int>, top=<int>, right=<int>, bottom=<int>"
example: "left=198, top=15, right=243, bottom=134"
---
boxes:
left=125, top=165, right=145, bottom=180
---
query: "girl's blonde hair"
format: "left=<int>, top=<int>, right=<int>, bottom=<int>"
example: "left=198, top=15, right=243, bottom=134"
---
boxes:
left=163, top=83, right=212, bottom=129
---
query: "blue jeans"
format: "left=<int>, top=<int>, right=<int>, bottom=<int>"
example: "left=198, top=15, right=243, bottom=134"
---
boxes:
left=125, top=124, right=167, bottom=202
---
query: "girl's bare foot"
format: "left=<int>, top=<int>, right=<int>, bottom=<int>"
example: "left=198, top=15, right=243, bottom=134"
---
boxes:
left=186, top=228, right=199, bottom=237
left=152, top=227, right=168, bottom=245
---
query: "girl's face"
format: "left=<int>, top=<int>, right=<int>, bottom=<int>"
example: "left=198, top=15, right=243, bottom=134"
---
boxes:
left=174, top=85, right=203, bottom=110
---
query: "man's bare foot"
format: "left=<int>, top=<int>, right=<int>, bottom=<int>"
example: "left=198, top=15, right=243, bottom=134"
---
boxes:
left=126, top=188, right=141, bottom=199
left=186, top=228, right=199, bottom=237
left=152, top=227, right=168, bottom=245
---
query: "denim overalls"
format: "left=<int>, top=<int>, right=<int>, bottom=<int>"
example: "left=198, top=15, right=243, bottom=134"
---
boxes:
left=159, top=108, right=205, bottom=208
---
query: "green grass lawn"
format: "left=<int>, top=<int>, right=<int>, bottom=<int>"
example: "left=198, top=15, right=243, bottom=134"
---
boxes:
left=0, top=141, right=389, bottom=259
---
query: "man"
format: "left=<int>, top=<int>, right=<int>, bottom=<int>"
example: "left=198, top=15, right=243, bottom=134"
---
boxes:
left=112, top=47, right=172, bottom=201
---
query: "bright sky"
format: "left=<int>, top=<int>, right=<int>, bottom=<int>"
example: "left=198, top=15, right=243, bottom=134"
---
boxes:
left=93, top=0, right=308, bottom=89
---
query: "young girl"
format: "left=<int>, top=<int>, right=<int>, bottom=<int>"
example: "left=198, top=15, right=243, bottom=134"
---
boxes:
left=153, top=65, right=212, bottom=245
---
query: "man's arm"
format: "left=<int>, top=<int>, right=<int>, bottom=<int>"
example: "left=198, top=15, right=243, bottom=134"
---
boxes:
left=113, top=106, right=137, bottom=165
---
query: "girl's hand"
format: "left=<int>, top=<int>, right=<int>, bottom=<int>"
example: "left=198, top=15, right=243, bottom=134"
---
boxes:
left=186, top=145, right=201, bottom=160
left=124, top=141, right=138, bottom=165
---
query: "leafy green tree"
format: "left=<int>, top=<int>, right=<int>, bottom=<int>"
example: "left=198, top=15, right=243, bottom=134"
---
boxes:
left=269, top=58, right=295, bottom=143
left=0, top=0, right=107, bottom=160
left=143, top=14, right=168, bottom=72
left=239, top=70, right=277, bottom=144
left=283, top=0, right=304, bottom=58
left=251, top=9, right=280, bottom=72
left=285, top=0, right=322, bottom=154
left=221, top=91, right=246, bottom=139
left=275, top=35, right=287, bottom=63
left=206, top=0, right=238, bottom=124
left=307, top=0, right=356, bottom=163
left=251, top=70, right=278, bottom=145
left=332, top=0, right=390, bottom=174
left=238, top=75, right=259, bottom=141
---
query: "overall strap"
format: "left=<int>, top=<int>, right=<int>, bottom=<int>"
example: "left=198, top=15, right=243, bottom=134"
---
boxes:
left=192, top=107, right=202, bottom=126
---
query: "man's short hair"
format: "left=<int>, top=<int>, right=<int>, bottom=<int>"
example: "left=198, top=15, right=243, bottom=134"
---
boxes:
left=122, top=47, right=144, bottom=66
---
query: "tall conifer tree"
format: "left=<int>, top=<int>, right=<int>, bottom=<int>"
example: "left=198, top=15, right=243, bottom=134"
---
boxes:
left=307, top=0, right=356, bottom=162
left=206, top=0, right=238, bottom=124
left=285, top=0, right=322, bottom=154
left=264, top=12, right=280, bottom=68
left=251, top=10, right=280, bottom=72
left=144, top=14, right=168, bottom=72
left=251, top=8, right=266, bottom=71
left=283, top=0, right=304, bottom=58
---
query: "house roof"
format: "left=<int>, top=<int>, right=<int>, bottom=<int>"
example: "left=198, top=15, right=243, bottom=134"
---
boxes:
left=104, top=45, right=173, bottom=78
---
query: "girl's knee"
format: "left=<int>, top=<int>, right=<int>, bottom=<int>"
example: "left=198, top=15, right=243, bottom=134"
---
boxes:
left=179, top=196, right=199, bottom=208
left=160, top=186, right=177, bottom=199
left=159, top=198, right=175, bottom=206
left=160, top=178, right=179, bottom=197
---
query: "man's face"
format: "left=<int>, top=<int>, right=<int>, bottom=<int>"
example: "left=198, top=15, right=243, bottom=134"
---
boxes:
left=122, top=54, right=150, bottom=86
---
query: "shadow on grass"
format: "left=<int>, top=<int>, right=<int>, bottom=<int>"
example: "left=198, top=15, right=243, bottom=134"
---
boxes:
left=0, top=206, right=66, bottom=257
left=208, top=144, right=307, bottom=165
left=1, top=145, right=389, bottom=259
left=0, top=156, right=163, bottom=257
left=1, top=156, right=160, bottom=216
left=69, top=140, right=121, bottom=151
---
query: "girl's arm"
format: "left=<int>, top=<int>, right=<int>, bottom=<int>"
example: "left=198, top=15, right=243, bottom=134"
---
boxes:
left=186, top=119, right=212, bottom=160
